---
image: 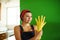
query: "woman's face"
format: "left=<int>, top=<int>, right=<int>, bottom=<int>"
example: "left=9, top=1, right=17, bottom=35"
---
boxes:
left=22, top=12, right=32, bottom=23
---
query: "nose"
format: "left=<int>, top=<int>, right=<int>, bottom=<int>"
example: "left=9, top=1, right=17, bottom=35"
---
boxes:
left=28, top=17, right=30, bottom=20
left=29, top=16, right=32, bottom=20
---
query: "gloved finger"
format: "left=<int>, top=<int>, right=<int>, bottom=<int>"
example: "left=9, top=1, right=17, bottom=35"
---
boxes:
left=42, top=22, right=47, bottom=28
left=41, top=15, right=43, bottom=22
left=35, top=18, right=38, bottom=23
left=35, top=18, right=38, bottom=25
left=43, top=16, right=45, bottom=23
left=38, top=16, right=40, bottom=24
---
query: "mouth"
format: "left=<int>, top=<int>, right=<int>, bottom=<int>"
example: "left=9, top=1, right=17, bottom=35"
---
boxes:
left=28, top=20, right=30, bottom=21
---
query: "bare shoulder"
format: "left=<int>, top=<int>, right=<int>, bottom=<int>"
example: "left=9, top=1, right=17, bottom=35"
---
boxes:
left=14, top=25, right=20, bottom=31
left=14, top=25, right=21, bottom=40
left=33, top=25, right=37, bottom=31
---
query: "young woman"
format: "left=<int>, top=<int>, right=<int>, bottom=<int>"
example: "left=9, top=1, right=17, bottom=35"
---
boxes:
left=14, top=10, right=46, bottom=40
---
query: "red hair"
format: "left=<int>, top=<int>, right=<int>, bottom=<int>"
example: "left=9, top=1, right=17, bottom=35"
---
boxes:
left=20, top=10, right=31, bottom=21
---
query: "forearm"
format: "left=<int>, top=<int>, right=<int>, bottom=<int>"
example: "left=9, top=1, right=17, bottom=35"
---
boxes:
left=30, top=30, right=42, bottom=40
left=29, top=34, right=41, bottom=40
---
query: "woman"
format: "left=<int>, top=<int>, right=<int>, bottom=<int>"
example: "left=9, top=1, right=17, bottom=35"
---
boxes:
left=14, top=10, right=46, bottom=40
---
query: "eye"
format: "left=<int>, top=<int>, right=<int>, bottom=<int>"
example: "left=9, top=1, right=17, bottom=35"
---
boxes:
left=31, top=16, right=32, bottom=17
left=26, top=16, right=29, bottom=17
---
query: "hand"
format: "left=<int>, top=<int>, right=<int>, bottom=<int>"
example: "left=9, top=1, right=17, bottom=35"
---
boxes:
left=35, top=15, right=46, bottom=32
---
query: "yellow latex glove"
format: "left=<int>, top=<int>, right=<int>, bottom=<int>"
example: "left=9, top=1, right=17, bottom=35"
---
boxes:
left=35, top=15, right=46, bottom=32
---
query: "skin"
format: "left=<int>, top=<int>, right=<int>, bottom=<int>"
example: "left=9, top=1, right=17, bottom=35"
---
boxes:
left=14, top=12, right=43, bottom=40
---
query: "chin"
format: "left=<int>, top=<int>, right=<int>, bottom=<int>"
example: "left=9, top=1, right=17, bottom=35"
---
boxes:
left=26, top=21, right=31, bottom=23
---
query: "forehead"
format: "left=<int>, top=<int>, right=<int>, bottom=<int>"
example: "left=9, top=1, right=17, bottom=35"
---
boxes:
left=24, top=12, right=32, bottom=16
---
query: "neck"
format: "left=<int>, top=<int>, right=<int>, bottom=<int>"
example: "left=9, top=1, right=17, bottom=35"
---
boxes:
left=22, top=22, right=30, bottom=27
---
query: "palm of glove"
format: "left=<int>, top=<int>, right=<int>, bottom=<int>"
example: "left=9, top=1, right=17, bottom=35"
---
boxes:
left=35, top=16, right=46, bottom=32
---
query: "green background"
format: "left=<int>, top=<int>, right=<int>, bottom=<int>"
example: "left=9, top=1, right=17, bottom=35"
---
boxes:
left=20, top=0, right=60, bottom=40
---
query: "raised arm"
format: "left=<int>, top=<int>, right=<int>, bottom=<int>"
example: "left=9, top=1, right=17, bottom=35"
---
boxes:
left=29, top=25, right=43, bottom=40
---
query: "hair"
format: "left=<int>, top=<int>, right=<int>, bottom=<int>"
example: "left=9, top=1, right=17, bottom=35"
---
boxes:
left=20, top=10, right=31, bottom=21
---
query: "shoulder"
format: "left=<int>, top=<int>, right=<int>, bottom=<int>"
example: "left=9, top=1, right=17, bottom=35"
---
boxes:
left=33, top=25, right=37, bottom=31
left=14, top=25, right=21, bottom=40
left=14, top=25, right=20, bottom=31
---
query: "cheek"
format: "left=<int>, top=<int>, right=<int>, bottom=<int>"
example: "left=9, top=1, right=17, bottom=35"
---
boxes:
left=30, top=18, right=32, bottom=21
left=23, top=17, right=32, bottom=22
left=28, top=17, right=32, bottom=22
left=26, top=17, right=29, bottom=20
left=23, top=17, right=28, bottom=21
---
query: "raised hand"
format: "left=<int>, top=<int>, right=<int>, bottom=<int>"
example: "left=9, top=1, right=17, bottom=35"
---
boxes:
left=35, top=15, right=46, bottom=32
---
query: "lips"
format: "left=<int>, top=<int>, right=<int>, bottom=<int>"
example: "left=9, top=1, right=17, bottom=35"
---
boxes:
left=28, top=20, right=30, bottom=21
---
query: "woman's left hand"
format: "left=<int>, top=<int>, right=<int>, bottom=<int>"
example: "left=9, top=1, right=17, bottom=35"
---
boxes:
left=35, top=15, right=46, bottom=32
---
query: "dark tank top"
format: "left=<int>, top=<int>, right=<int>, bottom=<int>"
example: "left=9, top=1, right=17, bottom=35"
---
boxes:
left=20, top=25, right=35, bottom=40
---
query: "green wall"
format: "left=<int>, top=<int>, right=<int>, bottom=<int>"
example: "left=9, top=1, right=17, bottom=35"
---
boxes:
left=20, top=0, right=60, bottom=40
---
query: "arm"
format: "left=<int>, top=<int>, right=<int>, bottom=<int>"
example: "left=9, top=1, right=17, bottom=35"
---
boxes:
left=35, top=25, right=43, bottom=40
left=29, top=30, right=43, bottom=40
left=29, top=26, right=43, bottom=40
left=35, top=30, right=43, bottom=40
left=14, top=26, right=21, bottom=40
left=30, top=16, right=46, bottom=40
